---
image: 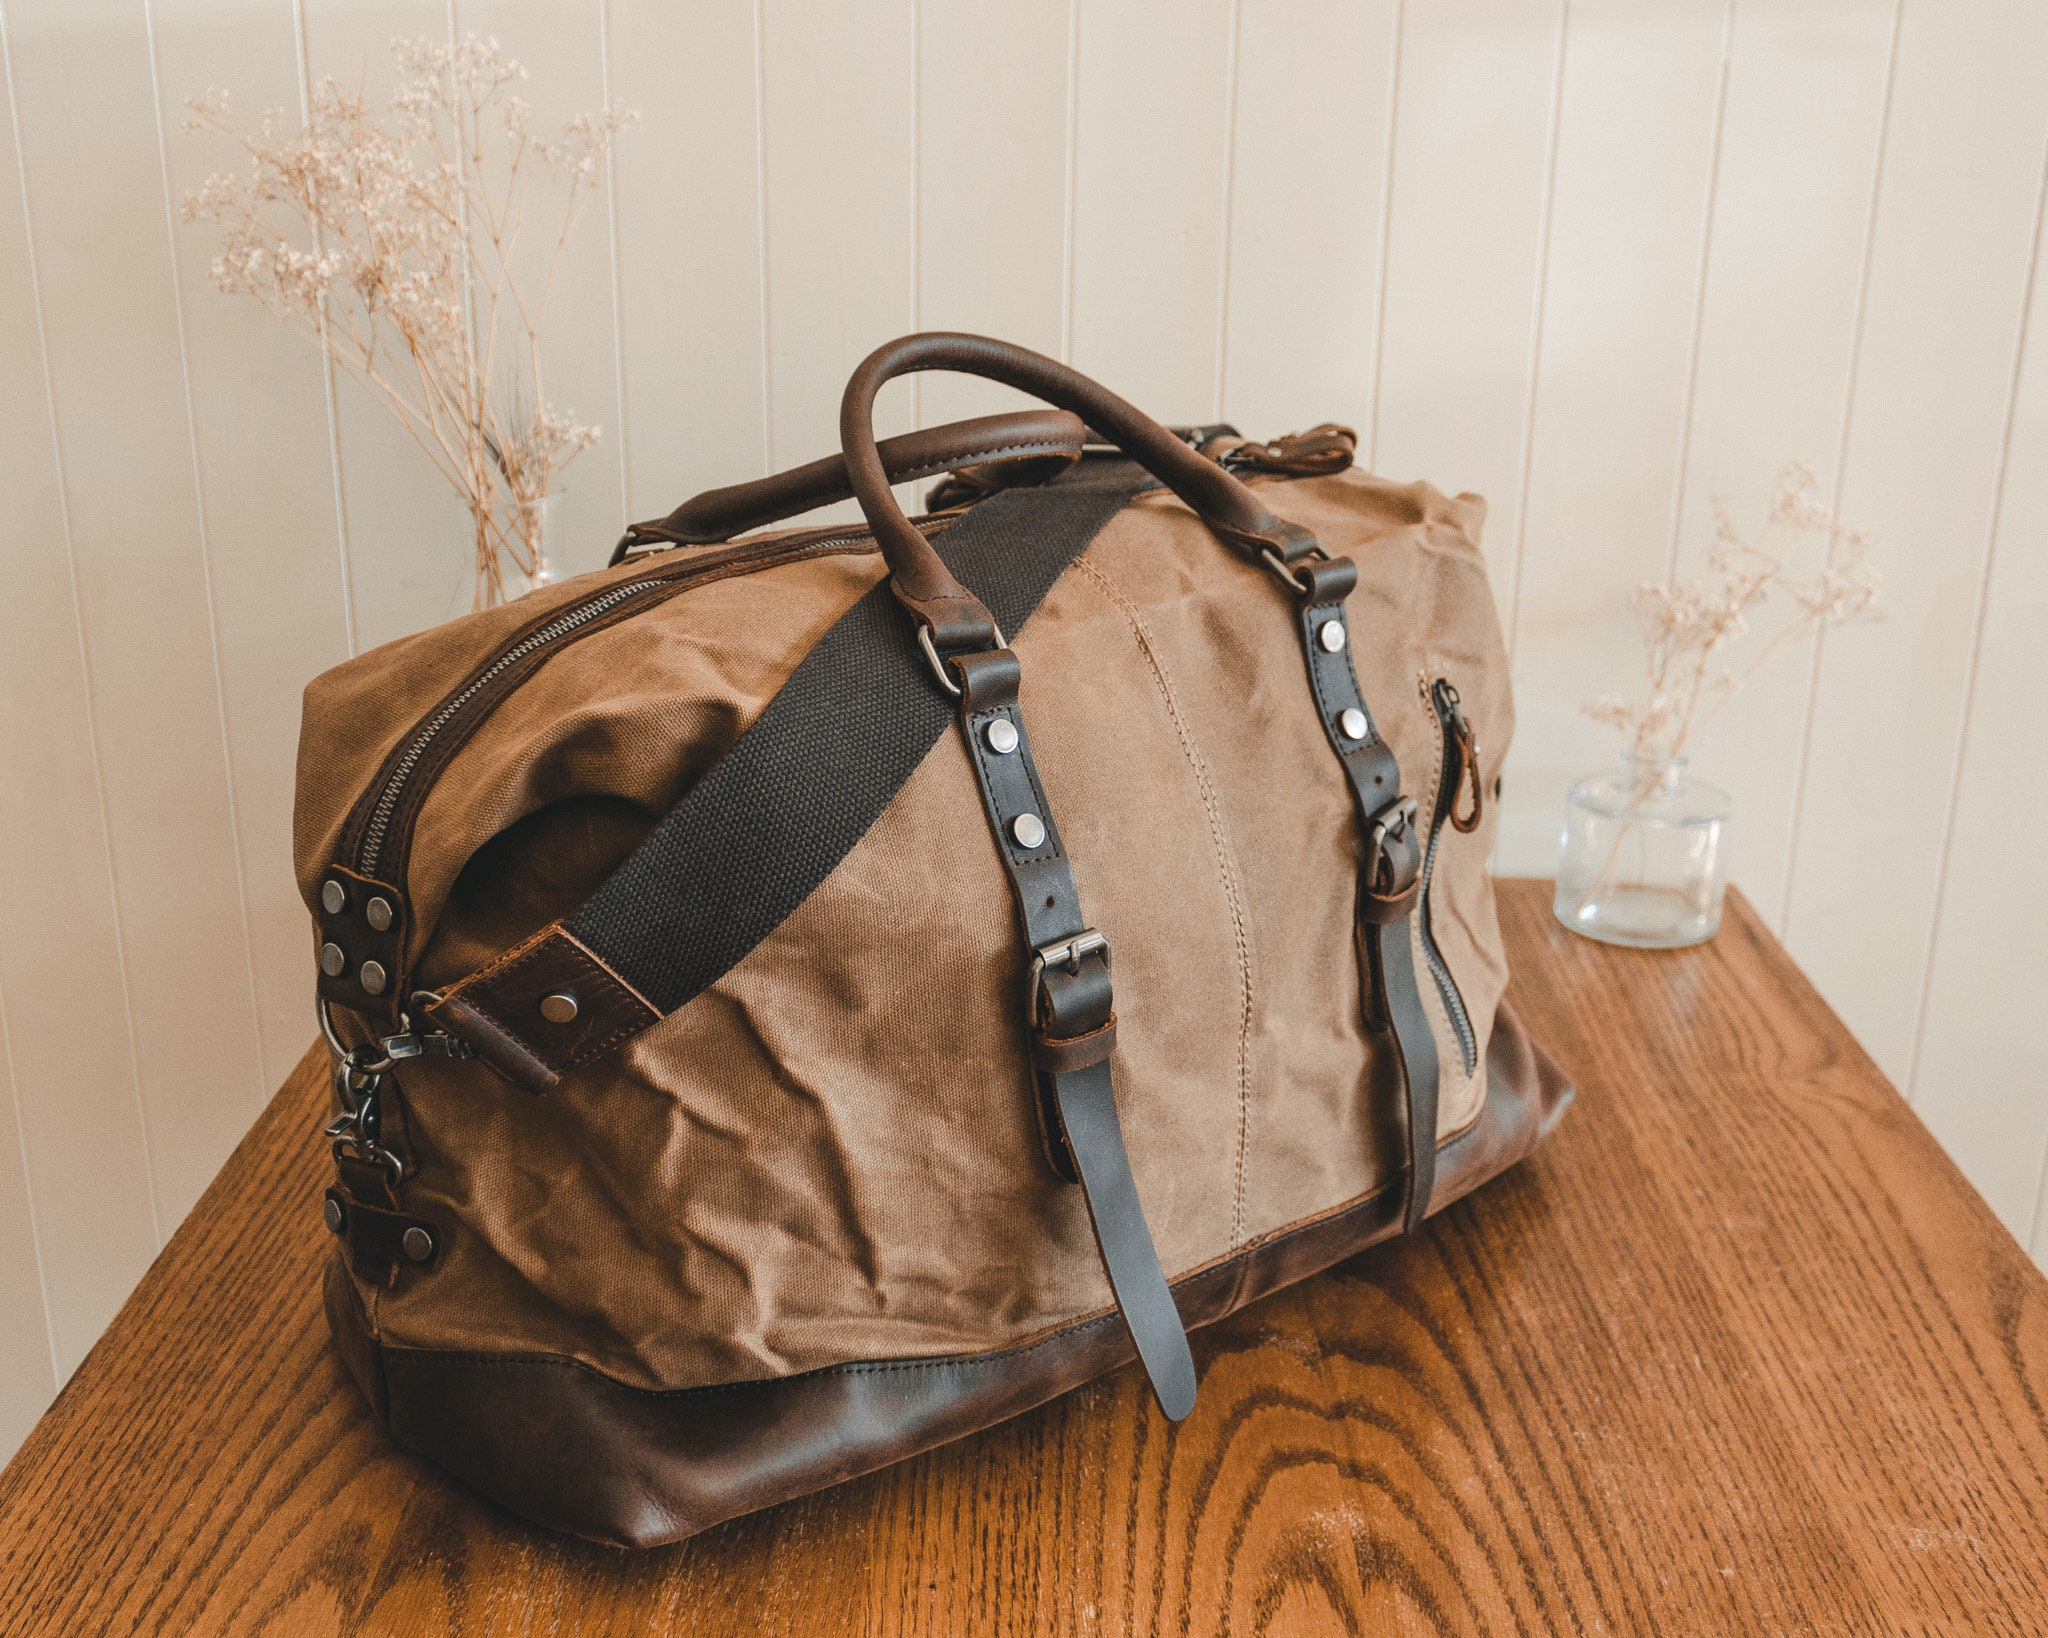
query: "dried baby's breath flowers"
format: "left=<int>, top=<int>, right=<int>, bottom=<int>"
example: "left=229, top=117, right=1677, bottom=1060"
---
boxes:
left=184, top=37, right=637, bottom=608
left=1583, top=462, right=1883, bottom=766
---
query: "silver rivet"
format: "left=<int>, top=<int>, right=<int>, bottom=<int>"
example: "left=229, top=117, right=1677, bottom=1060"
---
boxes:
left=401, top=1226, right=434, bottom=1263
left=1339, top=708, right=1369, bottom=741
left=1318, top=618, right=1348, bottom=653
left=984, top=718, right=1019, bottom=755
left=321, top=880, right=346, bottom=916
left=323, top=1196, right=345, bottom=1235
left=1012, top=812, right=1046, bottom=850
left=365, top=896, right=394, bottom=932
left=319, top=942, right=346, bottom=978
left=359, top=960, right=388, bottom=996
left=539, top=990, right=580, bottom=1025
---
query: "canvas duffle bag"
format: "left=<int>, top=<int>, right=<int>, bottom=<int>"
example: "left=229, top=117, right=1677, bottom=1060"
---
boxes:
left=299, top=332, right=1573, bottom=1548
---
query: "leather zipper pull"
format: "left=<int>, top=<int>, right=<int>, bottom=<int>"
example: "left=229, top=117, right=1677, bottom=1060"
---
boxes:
left=1434, top=679, right=1485, bottom=834
left=1219, top=423, right=1357, bottom=477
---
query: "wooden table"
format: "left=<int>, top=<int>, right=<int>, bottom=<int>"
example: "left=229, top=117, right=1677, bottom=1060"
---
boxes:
left=2, top=881, right=2044, bottom=1634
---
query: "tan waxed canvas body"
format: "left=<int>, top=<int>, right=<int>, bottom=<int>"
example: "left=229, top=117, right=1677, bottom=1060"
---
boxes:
left=296, top=339, right=1571, bottom=1547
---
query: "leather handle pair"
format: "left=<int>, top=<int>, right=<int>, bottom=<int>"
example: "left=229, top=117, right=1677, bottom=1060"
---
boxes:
left=840, top=332, right=1316, bottom=647
left=612, top=410, right=1086, bottom=565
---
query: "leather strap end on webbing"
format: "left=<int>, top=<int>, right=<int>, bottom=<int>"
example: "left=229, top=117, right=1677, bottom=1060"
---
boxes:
left=424, top=923, right=661, bottom=1095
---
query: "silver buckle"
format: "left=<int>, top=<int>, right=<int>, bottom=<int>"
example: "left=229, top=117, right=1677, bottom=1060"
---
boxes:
left=1367, top=796, right=1417, bottom=857
left=1031, top=928, right=1111, bottom=986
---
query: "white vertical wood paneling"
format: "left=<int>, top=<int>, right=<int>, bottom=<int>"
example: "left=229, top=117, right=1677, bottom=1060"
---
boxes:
left=1660, top=0, right=1897, bottom=927
left=1497, top=0, right=1732, bottom=874
left=1910, top=152, right=2048, bottom=1248
left=0, top=1003, right=57, bottom=1460
left=1782, top=0, right=2048, bottom=1085
left=4, top=0, right=2047, bottom=1461
left=0, top=5, right=156, bottom=1393
left=1371, top=0, right=1566, bottom=616
left=607, top=0, right=769, bottom=522
left=6, top=0, right=266, bottom=1312
left=1220, top=0, right=1400, bottom=443
left=300, top=0, right=472, bottom=646
left=1069, top=0, right=1236, bottom=419
left=153, top=0, right=356, bottom=1096
left=915, top=0, right=1072, bottom=425
left=760, top=0, right=916, bottom=500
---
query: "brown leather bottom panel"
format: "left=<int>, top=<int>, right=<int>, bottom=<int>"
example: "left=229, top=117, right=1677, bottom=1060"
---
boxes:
left=327, top=1000, right=1573, bottom=1548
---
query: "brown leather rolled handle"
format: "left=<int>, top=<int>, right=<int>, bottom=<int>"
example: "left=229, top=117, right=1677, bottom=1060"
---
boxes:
left=840, top=332, right=1317, bottom=647
left=611, top=410, right=1086, bottom=565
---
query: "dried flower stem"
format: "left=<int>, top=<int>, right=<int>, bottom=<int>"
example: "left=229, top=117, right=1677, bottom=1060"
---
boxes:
left=1574, top=462, right=1884, bottom=912
left=1583, top=461, right=1883, bottom=769
left=183, top=37, right=638, bottom=609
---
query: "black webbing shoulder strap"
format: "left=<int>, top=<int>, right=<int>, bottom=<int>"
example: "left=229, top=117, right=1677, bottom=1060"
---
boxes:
left=562, top=467, right=1145, bottom=1013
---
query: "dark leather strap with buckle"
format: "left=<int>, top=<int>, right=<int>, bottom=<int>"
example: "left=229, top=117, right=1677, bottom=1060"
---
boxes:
left=1277, top=553, right=1439, bottom=1232
left=948, top=648, right=1198, bottom=1423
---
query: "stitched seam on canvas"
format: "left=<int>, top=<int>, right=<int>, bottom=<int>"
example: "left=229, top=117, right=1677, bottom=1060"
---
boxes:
left=1071, top=557, right=1258, bottom=1249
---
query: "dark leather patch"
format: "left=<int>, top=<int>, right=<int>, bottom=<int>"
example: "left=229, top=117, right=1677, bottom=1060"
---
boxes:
left=332, top=998, right=1573, bottom=1550
left=425, top=923, right=660, bottom=1094
left=325, top=1187, right=443, bottom=1289
left=332, top=1154, right=403, bottom=1289
left=314, top=864, right=409, bottom=1028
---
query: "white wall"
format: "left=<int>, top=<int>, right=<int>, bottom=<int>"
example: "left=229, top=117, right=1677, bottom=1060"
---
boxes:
left=0, top=0, right=2042, bottom=1460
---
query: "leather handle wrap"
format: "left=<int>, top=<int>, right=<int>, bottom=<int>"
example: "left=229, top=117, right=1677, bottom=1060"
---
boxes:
left=613, top=409, right=1087, bottom=564
left=840, top=332, right=1316, bottom=643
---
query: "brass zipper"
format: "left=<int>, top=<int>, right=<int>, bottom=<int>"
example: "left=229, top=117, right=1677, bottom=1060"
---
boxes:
left=1420, top=678, right=1479, bottom=1073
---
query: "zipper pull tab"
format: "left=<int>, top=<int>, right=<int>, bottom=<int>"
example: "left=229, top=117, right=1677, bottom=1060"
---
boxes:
left=1433, top=679, right=1485, bottom=834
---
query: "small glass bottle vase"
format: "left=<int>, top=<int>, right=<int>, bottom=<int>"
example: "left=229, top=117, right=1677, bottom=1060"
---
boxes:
left=1555, top=754, right=1731, bottom=949
left=506, top=493, right=565, bottom=600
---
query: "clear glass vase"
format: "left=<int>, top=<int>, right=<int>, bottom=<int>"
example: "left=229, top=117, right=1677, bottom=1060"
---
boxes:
left=518, top=493, right=564, bottom=595
left=1554, top=753, right=1731, bottom=949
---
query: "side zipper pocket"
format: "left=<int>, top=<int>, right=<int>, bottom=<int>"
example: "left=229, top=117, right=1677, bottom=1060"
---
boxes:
left=1420, top=678, right=1485, bottom=1074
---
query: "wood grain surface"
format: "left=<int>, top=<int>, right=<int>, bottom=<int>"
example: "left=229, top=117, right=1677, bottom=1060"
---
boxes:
left=1, top=880, right=2043, bottom=1635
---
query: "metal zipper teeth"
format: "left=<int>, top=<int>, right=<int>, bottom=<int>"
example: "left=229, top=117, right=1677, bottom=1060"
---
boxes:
left=1421, top=680, right=1478, bottom=1074
left=356, top=576, right=672, bottom=876
left=353, top=522, right=903, bottom=879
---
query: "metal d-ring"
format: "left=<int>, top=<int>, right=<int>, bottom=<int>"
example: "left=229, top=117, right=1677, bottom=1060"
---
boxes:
left=317, top=993, right=351, bottom=1062
left=917, top=620, right=1008, bottom=698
